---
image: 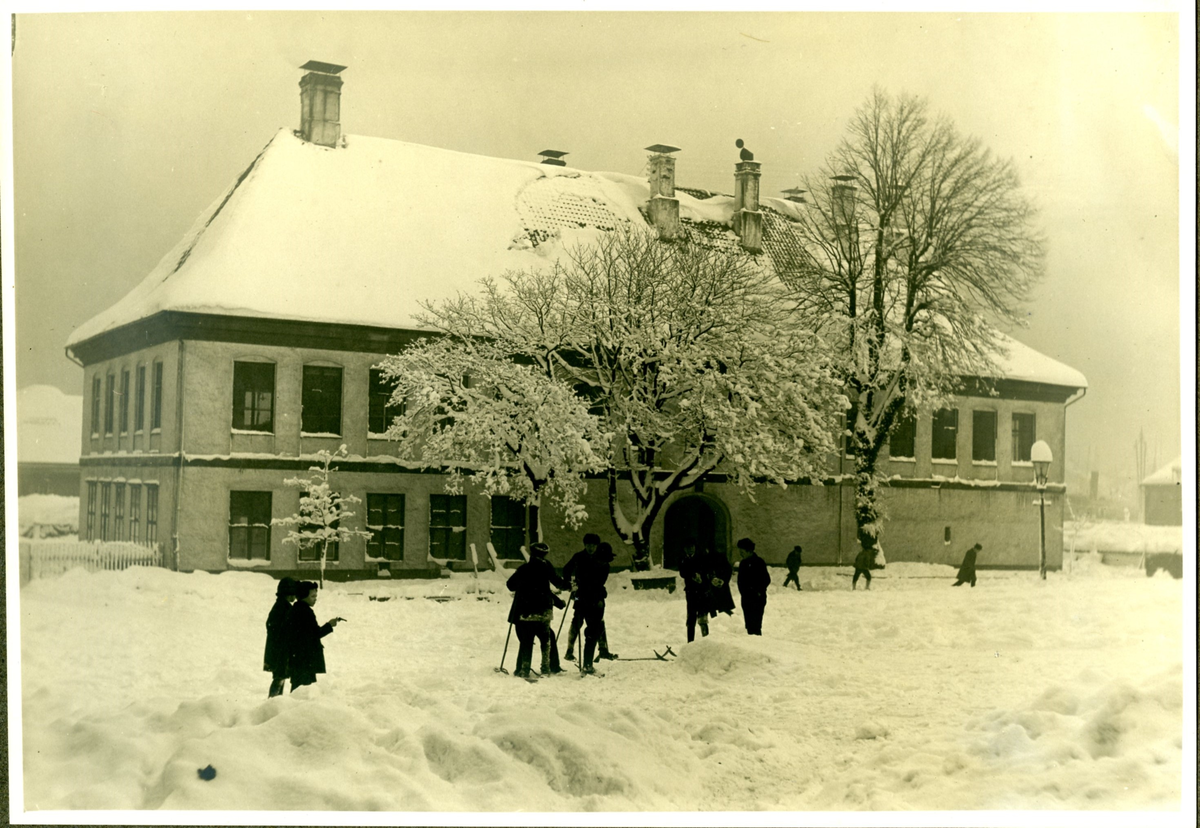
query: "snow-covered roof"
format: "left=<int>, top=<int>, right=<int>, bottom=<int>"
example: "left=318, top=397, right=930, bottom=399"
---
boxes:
left=17, top=385, right=82, bottom=465
left=1141, top=456, right=1182, bottom=487
left=67, top=128, right=1086, bottom=390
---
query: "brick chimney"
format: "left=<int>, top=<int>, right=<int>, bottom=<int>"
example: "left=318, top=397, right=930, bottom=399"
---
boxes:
left=299, top=60, right=346, bottom=148
left=831, top=175, right=858, bottom=231
left=645, top=144, right=681, bottom=240
left=732, top=159, right=763, bottom=253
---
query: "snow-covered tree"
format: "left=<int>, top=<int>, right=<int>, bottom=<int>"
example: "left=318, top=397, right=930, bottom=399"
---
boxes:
left=420, top=227, right=845, bottom=570
left=781, top=89, right=1044, bottom=556
left=274, top=446, right=371, bottom=586
left=377, top=337, right=609, bottom=542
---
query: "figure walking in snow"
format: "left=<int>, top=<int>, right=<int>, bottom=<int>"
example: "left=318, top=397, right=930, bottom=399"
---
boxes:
left=264, top=576, right=298, bottom=697
left=679, top=542, right=711, bottom=642
left=953, top=543, right=982, bottom=587
left=783, top=545, right=803, bottom=590
left=506, top=542, right=569, bottom=678
left=735, top=538, right=771, bottom=635
left=852, top=547, right=875, bottom=590
left=563, top=537, right=617, bottom=671
left=286, top=581, right=344, bottom=692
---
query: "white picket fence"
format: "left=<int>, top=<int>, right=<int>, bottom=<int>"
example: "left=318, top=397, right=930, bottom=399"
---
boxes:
left=20, top=539, right=164, bottom=584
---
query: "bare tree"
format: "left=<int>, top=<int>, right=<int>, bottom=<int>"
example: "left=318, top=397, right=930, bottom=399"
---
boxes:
left=421, top=227, right=843, bottom=570
left=784, top=89, right=1045, bottom=557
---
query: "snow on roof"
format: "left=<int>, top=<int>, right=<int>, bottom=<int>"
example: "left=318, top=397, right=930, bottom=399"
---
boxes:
left=67, top=128, right=1087, bottom=389
left=1141, top=456, right=1182, bottom=487
left=17, top=385, right=83, bottom=465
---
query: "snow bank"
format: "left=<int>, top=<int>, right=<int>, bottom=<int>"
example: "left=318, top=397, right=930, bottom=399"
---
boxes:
left=16, top=559, right=1187, bottom=814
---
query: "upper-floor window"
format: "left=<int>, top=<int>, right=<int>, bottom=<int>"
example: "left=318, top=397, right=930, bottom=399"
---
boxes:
left=134, top=365, right=146, bottom=432
left=232, top=362, right=275, bottom=432
left=887, top=412, right=916, bottom=460
left=104, top=374, right=115, bottom=435
left=302, top=365, right=343, bottom=435
left=151, top=361, right=164, bottom=430
left=1012, top=413, right=1036, bottom=463
left=972, top=410, right=997, bottom=463
left=931, top=408, right=958, bottom=461
left=368, top=368, right=403, bottom=435
left=490, top=496, right=527, bottom=560
left=90, top=376, right=102, bottom=436
left=366, top=493, right=405, bottom=561
left=429, top=494, right=467, bottom=560
left=119, top=369, right=131, bottom=434
left=229, top=491, right=271, bottom=560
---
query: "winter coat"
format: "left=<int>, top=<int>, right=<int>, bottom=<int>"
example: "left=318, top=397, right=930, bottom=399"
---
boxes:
left=263, top=597, right=292, bottom=675
left=737, top=553, right=771, bottom=598
left=286, top=601, right=334, bottom=678
left=785, top=548, right=803, bottom=575
left=706, top=551, right=737, bottom=615
left=507, top=557, right=569, bottom=623
left=562, top=550, right=611, bottom=606
left=854, top=549, right=876, bottom=572
left=956, top=546, right=979, bottom=580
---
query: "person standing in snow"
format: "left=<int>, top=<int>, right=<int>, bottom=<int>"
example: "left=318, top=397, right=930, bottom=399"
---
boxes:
left=286, top=581, right=344, bottom=692
left=735, top=538, right=771, bottom=635
left=264, top=576, right=298, bottom=697
left=852, top=547, right=876, bottom=590
left=562, top=533, right=600, bottom=658
left=783, top=545, right=803, bottom=591
left=704, top=545, right=736, bottom=618
left=506, top=542, right=569, bottom=678
left=562, top=539, right=617, bottom=672
left=953, top=543, right=982, bottom=587
left=679, top=541, right=711, bottom=642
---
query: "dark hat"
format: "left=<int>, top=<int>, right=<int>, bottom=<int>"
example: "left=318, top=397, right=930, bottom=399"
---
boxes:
left=530, top=542, right=551, bottom=558
left=276, top=576, right=299, bottom=597
left=583, top=533, right=601, bottom=546
left=736, top=537, right=756, bottom=552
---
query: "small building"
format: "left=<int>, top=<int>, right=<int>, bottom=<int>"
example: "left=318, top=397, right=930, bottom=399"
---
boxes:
left=16, top=385, right=82, bottom=497
left=65, top=62, right=1087, bottom=577
left=1141, top=457, right=1182, bottom=526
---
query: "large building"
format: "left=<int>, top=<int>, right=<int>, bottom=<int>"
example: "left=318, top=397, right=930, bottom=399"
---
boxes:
left=66, top=63, right=1087, bottom=577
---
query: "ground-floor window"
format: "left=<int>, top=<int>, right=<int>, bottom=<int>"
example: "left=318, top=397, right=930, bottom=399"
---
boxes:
left=100, top=482, right=112, bottom=541
left=490, top=496, right=527, bottom=559
left=129, top=485, right=142, bottom=543
left=146, top=484, right=159, bottom=546
left=229, top=491, right=271, bottom=560
left=366, top=493, right=405, bottom=561
left=430, top=494, right=467, bottom=560
left=86, top=481, right=97, bottom=541
left=114, top=483, right=126, bottom=541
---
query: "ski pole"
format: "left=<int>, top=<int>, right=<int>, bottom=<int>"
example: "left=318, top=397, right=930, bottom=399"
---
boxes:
left=495, top=623, right=513, bottom=674
left=556, top=591, right=574, bottom=638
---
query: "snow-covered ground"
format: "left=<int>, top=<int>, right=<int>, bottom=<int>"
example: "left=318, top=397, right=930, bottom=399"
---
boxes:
left=15, top=562, right=1190, bottom=818
left=1064, top=519, right=1184, bottom=555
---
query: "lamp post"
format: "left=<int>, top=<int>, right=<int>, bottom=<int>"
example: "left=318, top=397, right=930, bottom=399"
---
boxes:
left=1031, top=440, right=1053, bottom=580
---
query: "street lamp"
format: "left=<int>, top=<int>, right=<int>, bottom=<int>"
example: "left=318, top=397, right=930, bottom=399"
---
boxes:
left=1031, top=440, right=1053, bottom=580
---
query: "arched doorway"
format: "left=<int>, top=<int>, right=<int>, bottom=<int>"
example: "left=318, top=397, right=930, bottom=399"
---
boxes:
left=662, top=494, right=729, bottom=570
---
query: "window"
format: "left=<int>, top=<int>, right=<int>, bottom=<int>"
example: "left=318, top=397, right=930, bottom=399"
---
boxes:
left=86, top=482, right=97, bottom=541
left=366, top=493, right=405, bottom=561
left=229, top=491, right=272, bottom=560
left=931, top=408, right=958, bottom=461
left=302, top=365, right=343, bottom=434
left=151, top=361, right=164, bottom=430
left=430, top=494, right=467, bottom=560
left=146, top=485, right=159, bottom=546
left=368, top=368, right=403, bottom=434
left=90, top=376, right=102, bottom=436
left=129, top=485, right=142, bottom=543
left=104, top=374, right=115, bottom=435
left=297, top=489, right=340, bottom=563
left=135, top=365, right=146, bottom=432
left=100, top=482, right=112, bottom=540
left=1012, top=413, right=1036, bottom=463
left=114, top=483, right=126, bottom=540
left=888, top=412, right=916, bottom=459
left=232, top=362, right=276, bottom=432
left=490, top=496, right=527, bottom=560
left=972, top=410, right=997, bottom=463
left=119, top=369, right=130, bottom=434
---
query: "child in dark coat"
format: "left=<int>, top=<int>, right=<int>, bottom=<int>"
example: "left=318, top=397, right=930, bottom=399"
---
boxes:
left=264, top=577, right=298, bottom=697
left=286, top=581, right=344, bottom=692
left=783, top=545, right=803, bottom=590
left=506, top=542, right=569, bottom=678
left=735, top=538, right=771, bottom=635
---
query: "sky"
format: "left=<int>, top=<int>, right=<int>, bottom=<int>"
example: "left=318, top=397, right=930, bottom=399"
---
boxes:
left=5, top=9, right=1190, bottom=492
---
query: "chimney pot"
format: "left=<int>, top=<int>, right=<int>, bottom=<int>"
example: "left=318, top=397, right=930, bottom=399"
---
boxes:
left=299, top=61, right=346, bottom=148
left=733, top=159, right=763, bottom=253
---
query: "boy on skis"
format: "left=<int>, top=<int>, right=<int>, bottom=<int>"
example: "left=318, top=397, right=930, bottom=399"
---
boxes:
left=506, top=542, right=569, bottom=679
left=562, top=536, right=617, bottom=673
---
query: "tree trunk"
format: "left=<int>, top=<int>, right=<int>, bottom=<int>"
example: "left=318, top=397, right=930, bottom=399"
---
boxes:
left=529, top=501, right=542, bottom=544
left=319, top=540, right=327, bottom=589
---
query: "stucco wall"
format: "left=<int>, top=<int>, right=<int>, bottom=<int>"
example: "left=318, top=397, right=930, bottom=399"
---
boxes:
left=80, top=341, right=181, bottom=457
left=1143, top=485, right=1183, bottom=526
